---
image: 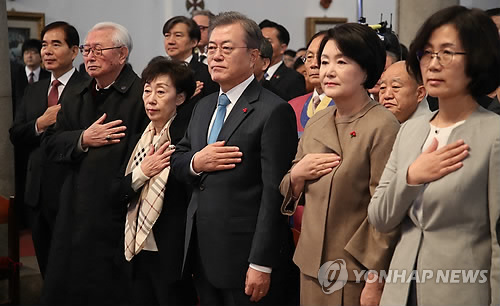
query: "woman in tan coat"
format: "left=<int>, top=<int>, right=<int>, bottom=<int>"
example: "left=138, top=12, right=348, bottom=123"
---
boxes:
left=280, top=23, right=400, bottom=305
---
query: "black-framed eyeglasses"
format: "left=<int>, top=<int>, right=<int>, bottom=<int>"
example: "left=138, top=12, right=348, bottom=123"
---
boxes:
left=206, top=44, right=248, bottom=56
left=79, top=45, right=123, bottom=56
left=417, top=49, right=466, bottom=67
left=198, top=25, right=209, bottom=31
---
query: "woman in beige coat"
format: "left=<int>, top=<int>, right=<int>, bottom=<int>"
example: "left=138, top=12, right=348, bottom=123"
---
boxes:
left=280, top=23, right=400, bottom=305
left=368, top=6, right=500, bottom=306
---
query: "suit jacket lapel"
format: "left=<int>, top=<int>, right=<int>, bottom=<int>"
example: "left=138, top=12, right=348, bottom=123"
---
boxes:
left=312, top=108, right=343, bottom=155
left=216, top=79, right=259, bottom=143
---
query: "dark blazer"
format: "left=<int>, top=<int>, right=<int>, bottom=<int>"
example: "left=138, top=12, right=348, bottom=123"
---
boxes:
left=9, top=70, right=88, bottom=210
left=40, top=64, right=149, bottom=304
left=269, top=62, right=306, bottom=101
left=11, top=64, right=51, bottom=117
left=171, top=78, right=298, bottom=290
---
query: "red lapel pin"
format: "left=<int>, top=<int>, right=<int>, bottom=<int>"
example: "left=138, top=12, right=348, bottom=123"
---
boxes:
left=350, top=131, right=356, bottom=138
left=243, top=108, right=248, bottom=113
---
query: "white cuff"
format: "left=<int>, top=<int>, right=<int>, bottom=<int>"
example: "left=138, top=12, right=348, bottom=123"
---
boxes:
left=34, top=120, right=43, bottom=135
left=131, top=166, right=150, bottom=191
left=190, top=152, right=202, bottom=176
left=77, top=131, right=89, bottom=152
left=249, top=263, right=272, bottom=274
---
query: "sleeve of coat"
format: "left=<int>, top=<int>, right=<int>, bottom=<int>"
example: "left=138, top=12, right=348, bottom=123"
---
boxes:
left=367, top=122, right=426, bottom=233
left=248, top=101, right=298, bottom=267
left=345, top=116, right=401, bottom=272
left=488, top=135, right=500, bottom=305
left=279, top=130, right=306, bottom=216
left=41, top=98, right=86, bottom=164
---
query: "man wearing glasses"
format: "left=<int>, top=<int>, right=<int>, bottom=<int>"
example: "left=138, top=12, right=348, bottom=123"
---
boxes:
left=9, top=21, right=87, bottom=280
left=192, top=10, right=215, bottom=64
left=163, top=15, right=219, bottom=144
left=172, top=11, right=298, bottom=306
left=40, top=22, right=149, bottom=304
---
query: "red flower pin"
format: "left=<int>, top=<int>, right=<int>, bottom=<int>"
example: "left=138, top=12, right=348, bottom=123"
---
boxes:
left=350, top=131, right=356, bottom=138
left=243, top=108, right=248, bottom=113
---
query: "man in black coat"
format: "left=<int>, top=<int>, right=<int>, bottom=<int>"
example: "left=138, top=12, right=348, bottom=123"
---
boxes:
left=10, top=21, right=87, bottom=278
left=40, top=22, right=148, bottom=304
left=11, top=39, right=51, bottom=117
left=163, top=16, right=219, bottom=144
left=259, top=19, right=306, bottom=101
left=171, top=12, right=298, bottom=306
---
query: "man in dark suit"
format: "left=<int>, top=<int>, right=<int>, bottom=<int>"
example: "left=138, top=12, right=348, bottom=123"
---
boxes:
left=11, top=39, right=51, bottom=117
left=163, top=16, right=219, bottom=144
left=259, top=19, right=306, bottom=101
left=40, top=22, right=149, bottom=304
left=9, top=22, right=86, bottom=277
left=171, top=12, right=298, bottom=306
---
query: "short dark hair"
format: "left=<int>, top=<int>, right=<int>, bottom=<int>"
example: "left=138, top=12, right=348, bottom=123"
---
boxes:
left=293, top=57, right=304, bottom=70
left=318, top=23, right=386, bottom=89
left=259, top=19, right=290, bottom=45
left=41, top=21, right=80, bottom=48
left=400, top=43, right=409, bottom=61
left=209, top=12, right=263, bottom=50
left=284, top=49, right=296, bottom=58
left=485, top=8, right=500, bottom=17
left=407, top=5, right=500, bottom=98
left=22, top=39, right=42, bottom=54
left=259, top=38, right=273, bottom=60
left=162, top=16, right=201, bottom=44
left=141, top=56, right=196, bottom=99
left=383, top=31, right=402, bottom=62
left=306, top=30, right=328, bottom=49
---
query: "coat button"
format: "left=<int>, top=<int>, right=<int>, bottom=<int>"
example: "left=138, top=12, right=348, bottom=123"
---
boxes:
left=199, top=184, right=205, bottom=191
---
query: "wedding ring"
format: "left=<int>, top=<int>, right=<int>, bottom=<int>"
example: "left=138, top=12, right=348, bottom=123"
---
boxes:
left=105, top=135, right=112, bottom=141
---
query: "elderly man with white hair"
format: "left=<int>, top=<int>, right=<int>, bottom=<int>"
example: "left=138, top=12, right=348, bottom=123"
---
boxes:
left=41, top=22, right=149, bottom=304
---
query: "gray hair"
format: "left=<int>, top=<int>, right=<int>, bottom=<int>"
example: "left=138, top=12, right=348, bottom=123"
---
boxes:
left=208, top=11, right=262, bottom=50
left=192, top=10, right=215, bottom=19
left=88, top=22, right=133, bottom=54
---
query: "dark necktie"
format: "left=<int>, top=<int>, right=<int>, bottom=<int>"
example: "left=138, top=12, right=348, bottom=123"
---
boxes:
left=199, top=54, right=207, bottom=63
left=28, top=72, right=34, bottom=84
left=208, top=94, right=230, bottom=144
left=48, top=79, right=62, bottom=107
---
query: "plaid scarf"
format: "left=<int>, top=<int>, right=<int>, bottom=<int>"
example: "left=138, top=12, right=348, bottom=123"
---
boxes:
left=124, top=116, right=175, bottom=261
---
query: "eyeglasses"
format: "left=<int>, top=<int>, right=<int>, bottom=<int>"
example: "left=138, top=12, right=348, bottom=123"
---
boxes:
left=207, top=44, right=248, bottom=56
left=79, top=45, right=123, bottom=56
left=302, top=52, right=318, bottom=64
left=417, top=49, right=466, bottom=67
left=198, top=25, right=209, bottom=31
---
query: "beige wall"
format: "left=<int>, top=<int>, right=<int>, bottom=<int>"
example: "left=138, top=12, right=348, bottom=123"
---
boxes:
left=397, top=0, right=459, bottom=47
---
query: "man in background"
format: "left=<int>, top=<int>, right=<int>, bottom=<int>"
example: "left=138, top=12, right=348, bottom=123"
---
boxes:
left=192, top=9, right=214, bottom=64
left=288, top=30, right=333, bottom=136
left=378, top=61, right=429, bottom=123
left=259, top=19, right=305, bottom=101
left=163, top=16, right=219, bottom=143
left=11, top=39, right=51, bottom=117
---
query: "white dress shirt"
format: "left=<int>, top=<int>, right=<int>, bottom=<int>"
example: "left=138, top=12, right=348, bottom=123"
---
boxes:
left=35, top=68, right=76, bottom=135
left=25, top=66, right=41, bottom=83
left=265, top=60, right=283, bottom=80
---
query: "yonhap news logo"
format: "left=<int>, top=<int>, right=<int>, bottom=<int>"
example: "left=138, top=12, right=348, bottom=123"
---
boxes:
left=318, top=259, right=348, bottom=294
left=318, top=258, right=489, bottom=295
